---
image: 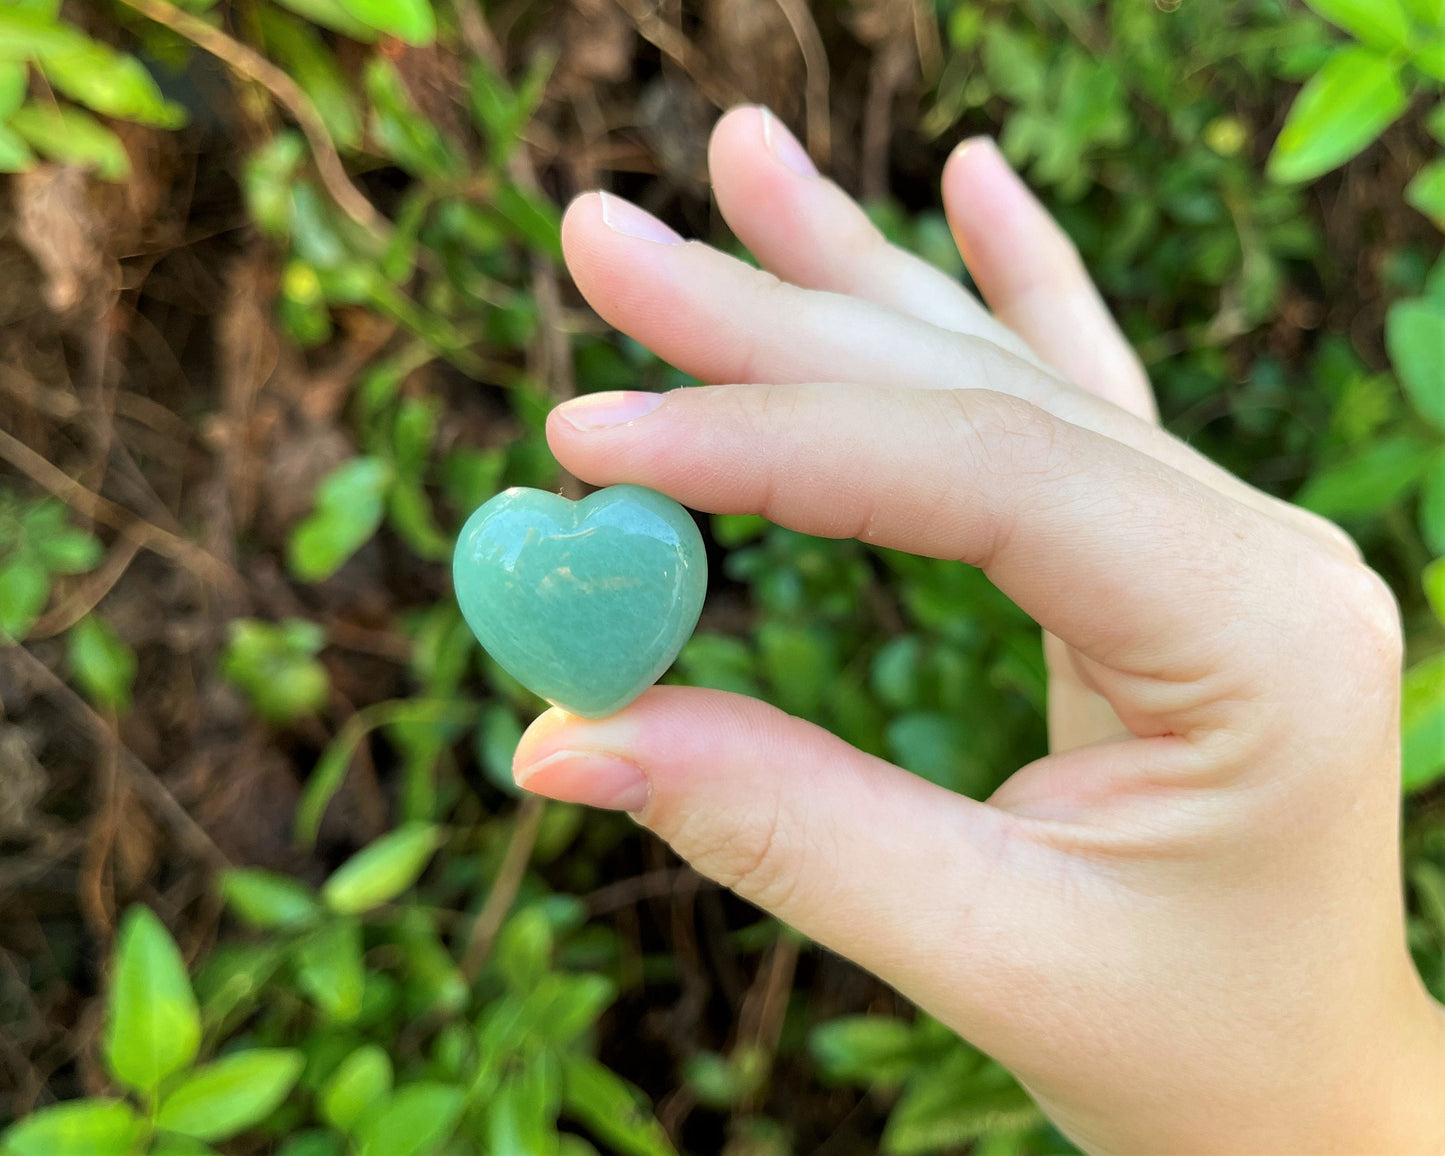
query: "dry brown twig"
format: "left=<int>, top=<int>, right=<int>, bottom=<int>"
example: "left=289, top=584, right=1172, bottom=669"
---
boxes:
left=459, top=794, right=546, bottom=980
left=114, top=0, right=390, bottom=239
left=773, top=0, right=832, bottom=168
left=8, top=645, right=232, bottom=871
left=0, top=426, right=243, bottom=596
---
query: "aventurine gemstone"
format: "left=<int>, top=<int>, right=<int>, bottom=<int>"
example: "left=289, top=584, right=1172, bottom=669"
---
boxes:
left=452, top=485, right=707, bottom=718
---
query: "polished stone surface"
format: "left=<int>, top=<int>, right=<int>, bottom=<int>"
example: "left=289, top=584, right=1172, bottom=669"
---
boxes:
left=453, top=485, right=707, bottom=718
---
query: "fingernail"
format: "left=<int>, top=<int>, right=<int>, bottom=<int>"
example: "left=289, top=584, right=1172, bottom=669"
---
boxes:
left=554, top=390, right=664, bottom=431
left=515, top=750, right=651, bottom=812
left=762, top=109, right=818, bottom=178
left=599, top=191, right=684, bottom=244
left=953, top=135, right=1007, bottom=169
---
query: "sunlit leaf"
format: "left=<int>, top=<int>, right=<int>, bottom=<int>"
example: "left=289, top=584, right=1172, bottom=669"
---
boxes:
left=321, top=823, right=443, bottom=914
left=1304, top=0, right=1410, bottom=49
left=560, top=1054, right=675, bottom=1156
left=220, top=869, right=322, bottom=930
left=333, top=0, right=434, bottom=43
left=1403, top=650, right=1445, bottom=792
left=1295, top=435, right=1434, bottom=518
left=320, top=1045, right=393, bottom=1134
left=354, top=1083, right=463, bottom=1156
left=67, top=615, right=136, bottom=713
left=294, top=917, right=365, bottom=1022
left=1268, top=48, right=1406, bottom=184
left=10, top=103, right=129, bottom=180
left=0, top=1099, right=144, bottom=1156
left=288, top=457, right=393, bottom=582
left=155, top=1049, right=304, bottom=1141
left=37, top=41, right=185, bottom=127
left=104, top=906, right=201, bottom=1094
left=1408, top=160, right=1445, bottom=232
left=1387, top=298, right=1445, bottom=430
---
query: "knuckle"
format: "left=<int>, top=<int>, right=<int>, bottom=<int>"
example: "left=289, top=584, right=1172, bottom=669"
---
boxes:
left=1311, top=553, right=1403, bottom=669
left=687, top=795, right=800, bottom=913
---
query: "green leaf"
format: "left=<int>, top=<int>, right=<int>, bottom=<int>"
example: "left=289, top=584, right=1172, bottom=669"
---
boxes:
left=220, top=618, right=330, bottom=724
left=0, top=60, right=27, bottom=118
left=1388, top=298, right=1445, bottom=429
left=276, top=1131, right=347, bottom=1156
left=294, top=917, right=365, bottom=1022
left=257, top=8, right=362, bottom=149
left=103, top=906, right=201, bottom=1095
left=155, top=1049, right=303, bottom=1141
left=364, top=59, right=456, bottom=176
left=0, top=11, right=85, bottom=58
left=494, top=906, right=553, bottom=991
left=37, top=42, right=184, bottom=127
left=1404, top=0, right=1445, bottom=25
left=34, top=525, right=103, bottom=573
left=288, top=457, right=393, bottom=582
left=1416, top=35, right=1445, bottom=80
left=194, top=943, right=283, bottom=1031
left=334, top=0, right=434, bottom=43
left=0, top=122, right=35, bottom=172
left=1304, top=0, right=1411, bottom=50
left=67, top=615, right=136, bottom=712
left=1424, top=558, right=1445, bottom=626
left=1407, top=160, right=1445, bottom=231
left=321, top=822, right=442, bottom=914
left=271, top=0, right=378, bottom=40
left=220, top=869, right=322, bottom=930
left=1295, top=435, right=1434, bottom=518
left=1268, top=48, right=1407, bottom=184
left=489, top=1056, right=562, bottom=1156
left=0, top=1099, right=144, bottom=1156
left=883, top=1049, right=1040, bottom=1155
left=354, top=1083, right=464, bottom=1156
left=9, top=104, right=129, bottom=180
left=320, top=1045, right=393, bottom=1134
left=1403, top=650, right=1445, bottom=792
left=809, top=1016, right=922, bottom=1086
left=494, top=184, right=563, bottom=262
left=1421, top=453, right=1445, bottom=555
left=0, top=557, right=49, bottom=639
left=756, top=622, right=838, bottom=718
left=560, top=1054, right=675, bottom=1156
left=295, top=699, right=477, bottom=848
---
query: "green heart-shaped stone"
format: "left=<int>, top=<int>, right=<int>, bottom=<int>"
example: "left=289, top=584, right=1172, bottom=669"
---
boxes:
left=453, top=485, right=707, bottom=718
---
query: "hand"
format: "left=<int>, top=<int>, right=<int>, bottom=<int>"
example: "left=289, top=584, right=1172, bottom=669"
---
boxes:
left=512, top=107, right=1445, bottom=1153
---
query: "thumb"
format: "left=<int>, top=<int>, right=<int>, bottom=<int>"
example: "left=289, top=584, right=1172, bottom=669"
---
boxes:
left=513, top=685, right=1017, bottom=995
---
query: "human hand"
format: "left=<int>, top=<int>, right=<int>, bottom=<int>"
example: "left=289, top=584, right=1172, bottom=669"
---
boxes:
left=512, top=106, right=1445, bottom=1153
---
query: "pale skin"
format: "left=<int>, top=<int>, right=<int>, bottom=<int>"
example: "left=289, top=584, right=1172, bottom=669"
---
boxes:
left=511, top=106, right=1445, bottom=1153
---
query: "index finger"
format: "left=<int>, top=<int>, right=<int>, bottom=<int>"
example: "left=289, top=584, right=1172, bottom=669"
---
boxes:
left=548, top=383, right=1379, bottom=743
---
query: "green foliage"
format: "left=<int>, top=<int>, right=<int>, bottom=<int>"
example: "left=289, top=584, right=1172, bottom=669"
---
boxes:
left=1267, top=47, right=1407, bottom=183
left=320, top=823, right=443, bottom=914
left=66, top=615, right=137, bottom=714
left=153, top=1050, right=304, bottom=1140
left=220, top=618, right=330, bottom=723
left=104, top=906, right=201, bottom=1097
left=0, top=6, right=181, bottom=181
left=0, top=494, right=102, bottom=640
left=7, top=0, right=1445, bottom=1151
left=0, top=1100, right=145, bottom=1156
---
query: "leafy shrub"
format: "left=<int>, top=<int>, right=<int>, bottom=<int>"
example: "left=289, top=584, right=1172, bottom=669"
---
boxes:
left=2, top=0, right=1443, bottom=1152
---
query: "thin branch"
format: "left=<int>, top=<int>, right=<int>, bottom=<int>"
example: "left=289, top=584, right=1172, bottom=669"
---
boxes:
left=8, top=645, right=231, bottom=870
left=114, top=0, right=390, bottom=239
left=460, top=795, right=545, bottom=980
left=774, top=0, right=832, bottom=169
left=0, top=427, right=243, bottom=596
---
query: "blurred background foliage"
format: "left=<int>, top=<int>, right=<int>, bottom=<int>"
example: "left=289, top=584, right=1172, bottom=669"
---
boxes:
left=0, top=0, right=1443, bottom=1152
